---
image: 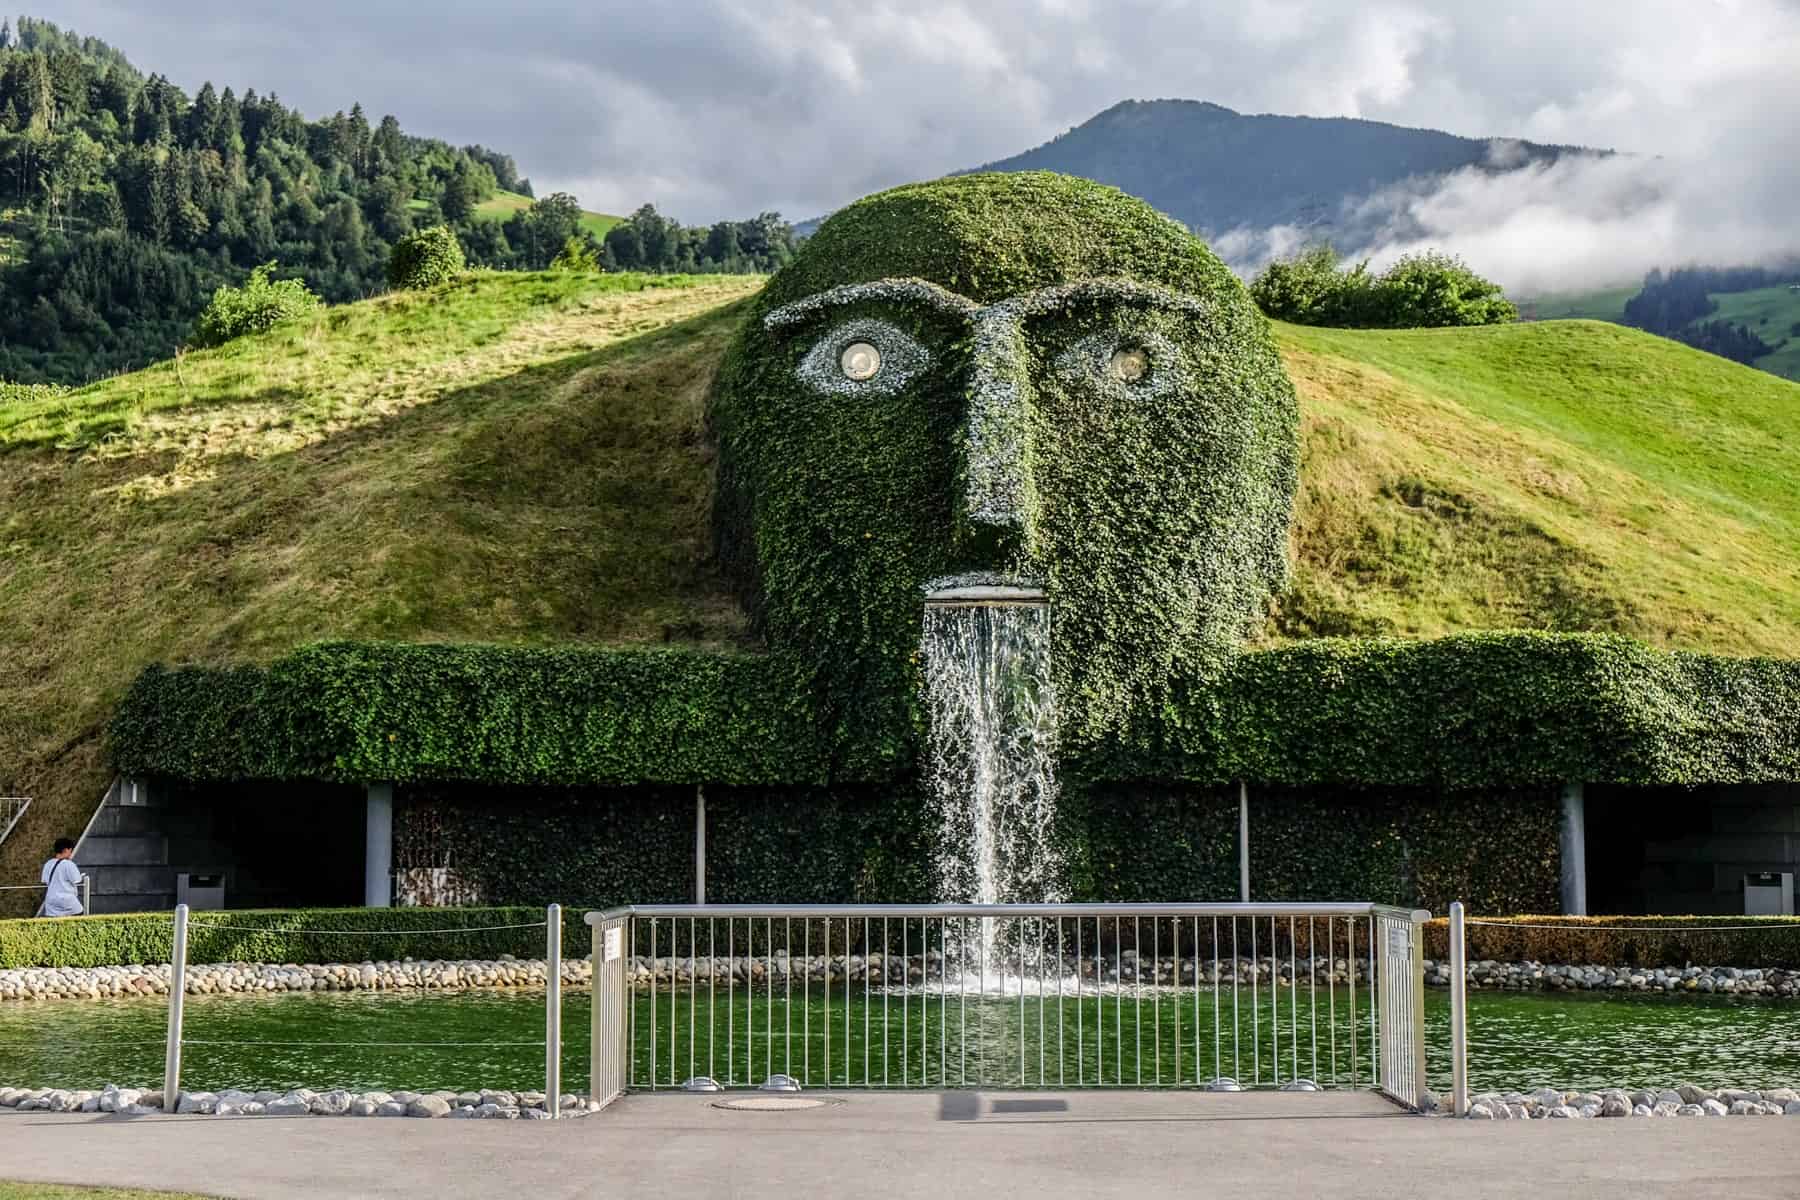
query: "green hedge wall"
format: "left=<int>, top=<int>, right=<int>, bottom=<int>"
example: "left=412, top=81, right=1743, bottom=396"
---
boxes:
left=0, top=906, right=568, bottom=970
left=1422, top=916, right=1800, bottom=969
left=112, top=633, right=1800, bottom=790
left=390, top=778, right=1554, bottom=916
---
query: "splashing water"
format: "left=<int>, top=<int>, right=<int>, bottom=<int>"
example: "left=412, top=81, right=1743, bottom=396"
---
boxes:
left=921, top=600, right=1063, bottom=907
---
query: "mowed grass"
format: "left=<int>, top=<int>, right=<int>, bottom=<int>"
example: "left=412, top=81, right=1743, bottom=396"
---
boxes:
left=0, top=270, right=761, bottom=905
left=4, top=285, right=1800, bottom=897
left=1274, top=319, right=1800, bottom=650
left=473, top=190, right=623, bottom=237
left=1520, top=285, right=1636, bottom=323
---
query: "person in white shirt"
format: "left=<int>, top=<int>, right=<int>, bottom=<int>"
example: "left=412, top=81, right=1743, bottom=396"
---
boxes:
left=40, top=837, right=84, bottom=917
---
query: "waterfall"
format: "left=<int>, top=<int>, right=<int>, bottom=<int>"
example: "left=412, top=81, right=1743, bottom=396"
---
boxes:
left=921, top=600, right=1063, bottom=906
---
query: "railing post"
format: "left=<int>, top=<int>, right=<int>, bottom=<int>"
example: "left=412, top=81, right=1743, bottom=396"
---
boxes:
left=1449, top=901, right=1468, bottom=1117
left=1237, top=782, right=1249, bottom=902
left=164, top=903, right=188, bottom=1110
left=81, top=874, right=91, bottom=916
left=1410, top=909, right=1428, bottom=1111
left=546, top=903, right=562, bottom=1118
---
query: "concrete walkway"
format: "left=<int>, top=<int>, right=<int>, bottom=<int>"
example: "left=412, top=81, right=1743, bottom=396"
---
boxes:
left=4, top=1091, right=1799, bottom=1199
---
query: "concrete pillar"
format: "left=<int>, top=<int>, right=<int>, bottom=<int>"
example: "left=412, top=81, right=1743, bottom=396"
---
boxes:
left=1559, top=781, right=1587, bottom=915
left=1238, top=781, right=1250, bottom=903
left=365, top=783, right=393, bottom=908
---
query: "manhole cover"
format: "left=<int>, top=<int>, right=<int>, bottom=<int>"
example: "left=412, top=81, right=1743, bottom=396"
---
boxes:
left=713, top=1096, right=833, bottom=1112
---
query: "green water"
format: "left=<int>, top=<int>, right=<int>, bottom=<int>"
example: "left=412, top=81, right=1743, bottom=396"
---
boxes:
left=2, top=986, right=1797, bottom=1095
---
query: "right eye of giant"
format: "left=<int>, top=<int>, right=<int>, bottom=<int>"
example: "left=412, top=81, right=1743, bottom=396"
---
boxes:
left=1110, top=346, right=1149, bottom=383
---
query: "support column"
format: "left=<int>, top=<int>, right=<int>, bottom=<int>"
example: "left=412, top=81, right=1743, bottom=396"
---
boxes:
left=1559, top=781, right=1587, bottom=916
left=1238, top=781, right=1250, bottom=903
left=365, top=783, right=393, bottom=908
left=694, top=784, right=707, bottom=906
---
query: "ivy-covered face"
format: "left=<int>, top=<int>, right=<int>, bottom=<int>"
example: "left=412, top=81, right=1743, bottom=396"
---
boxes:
left=710, top=173, right=1297, bottom=761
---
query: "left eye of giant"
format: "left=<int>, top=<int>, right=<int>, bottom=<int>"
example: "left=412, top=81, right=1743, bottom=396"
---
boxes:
left=798, top=318, right=930, bottom=396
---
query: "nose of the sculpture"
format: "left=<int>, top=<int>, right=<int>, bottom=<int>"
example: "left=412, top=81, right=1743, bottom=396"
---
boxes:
left=956, top=314, right=1036, bottom=561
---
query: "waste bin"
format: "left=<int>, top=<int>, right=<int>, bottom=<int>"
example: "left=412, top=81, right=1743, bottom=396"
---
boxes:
left=177, top=872, right=226, bottom=910
left=1742, top=871, right=1794, bottom=916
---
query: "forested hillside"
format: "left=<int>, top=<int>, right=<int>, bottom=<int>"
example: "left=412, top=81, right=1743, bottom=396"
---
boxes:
left=0, top=16, right=795, bottom=384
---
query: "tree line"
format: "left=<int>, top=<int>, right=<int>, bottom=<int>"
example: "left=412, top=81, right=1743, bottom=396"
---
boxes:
left=0, top=17, right=793, bottom=384
left=1620, top=265, right=1798, bottom=366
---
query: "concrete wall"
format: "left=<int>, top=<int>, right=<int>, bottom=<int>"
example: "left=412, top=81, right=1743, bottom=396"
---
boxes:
left=1586, top=783, right=1800, bottom=915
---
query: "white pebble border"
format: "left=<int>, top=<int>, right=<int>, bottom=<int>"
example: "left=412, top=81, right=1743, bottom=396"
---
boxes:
left=1456, top=1085, right=1800, bottom=1119
left=1425, top=960, right=1800, bottom=996
left=0, top=955, right=592, bottom=1002
left=0, top=1083, right=604, bottom=1119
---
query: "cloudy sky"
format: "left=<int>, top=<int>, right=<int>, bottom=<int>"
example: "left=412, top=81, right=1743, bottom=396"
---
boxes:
left=34, top=1, right=1800, bottom=290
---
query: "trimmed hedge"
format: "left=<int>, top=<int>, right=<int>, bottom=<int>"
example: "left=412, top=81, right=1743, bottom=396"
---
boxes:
left=1422, top=915, right=1800, bottom=969
left=112, top=633, right=1800, bottom=790
left=0, top=906, right=572, bottom=970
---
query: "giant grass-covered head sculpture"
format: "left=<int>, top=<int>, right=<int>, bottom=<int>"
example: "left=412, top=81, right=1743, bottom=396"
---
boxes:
left=710, top=171, right=1298, bottom=755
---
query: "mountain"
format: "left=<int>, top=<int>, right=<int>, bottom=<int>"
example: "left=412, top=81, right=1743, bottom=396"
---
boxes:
left=799, top=100, right=1603, bottom=247
left=5, top=269, right=1799, bottom=895
left=965, top=99, right=1603, bottom=245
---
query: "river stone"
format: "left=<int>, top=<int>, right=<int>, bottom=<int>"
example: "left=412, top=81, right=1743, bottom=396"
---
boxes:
left=1786, top=1102, right=1800, bottom=1116
left=1628, top=1090, right=1654, bottom=1108
left=176, top=1092, right=217, bottom=1115
left=1632, top=1104, right=1653, bottom=1117
left=1720, top=1089, right=1762, bottom=1104
left=1702, top=1099, right=1729, bottom=1116
left=376, top=1100, right=407, bottom=1117
left=455, top=1091, right=483, bottom=1106
left=1677, top=1084, right=1715, bottom=1105
left=1530, top=1087, right=1563, bottom=1109
left=264, top=1097, right=310, bottom=1117
left=391, top=1090, right=422, bottom=1105
left=1467, top=1103, right=1495, bottom=1119
left=310, top=1089, right=352, bottom=1116
left=348, top=1099, right=379, bottom=1117
left=1655, top=1090, right=1682, bottom=1107
left=1601, top=1097, right=1630, bottom=1118
left=1676, top=1104, right=1703, bottom=1117
left=407, top=1097, right=452, bottom=1118
left=1578, top=1103, right=1601, bottom=1118
left=1762, top=1087, right=1798, bottom=1104
left=1547, top=1106, right=1580, bottom=1119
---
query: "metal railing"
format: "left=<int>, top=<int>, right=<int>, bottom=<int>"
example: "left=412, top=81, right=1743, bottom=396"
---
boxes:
left=0, top=797, right=29, bottom=850
left=585, top=902, right=1430, bottom=1110
left=1, top=874, right=91, bottom=916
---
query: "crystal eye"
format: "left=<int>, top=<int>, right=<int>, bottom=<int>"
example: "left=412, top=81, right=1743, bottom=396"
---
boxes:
left=1110, top=347, right=1149, bottom=383
left=840, top=342, right=881, bottom=381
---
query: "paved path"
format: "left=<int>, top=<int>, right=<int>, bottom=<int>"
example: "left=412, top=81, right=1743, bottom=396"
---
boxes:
left=5, top=1091, right=1799, bottom=1199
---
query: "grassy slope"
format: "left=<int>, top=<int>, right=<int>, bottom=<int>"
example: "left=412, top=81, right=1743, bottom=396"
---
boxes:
left=0, top=270, right=760, bottom=905
left=475, top=190, right=623, bottom=238
left=1521, top=285, right=1635, bottom=323
left=1708, top=285, right=1800, bottom=382
left=4, top=282, right=1798, bottom=895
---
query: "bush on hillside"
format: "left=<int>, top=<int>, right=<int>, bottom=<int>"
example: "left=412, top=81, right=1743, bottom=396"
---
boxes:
left=387, top=225, right=466, bottom=290
left=549, top=235, right=602, bottom=272
left=189, top=263, right=323, bottom=349
left=1251, top=244, right=1517, bottom=328
left=0, top=380, right=69, bottom=408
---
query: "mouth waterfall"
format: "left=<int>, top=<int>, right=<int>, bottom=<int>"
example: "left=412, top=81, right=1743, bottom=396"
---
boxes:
left=921, top=596, right=1064, bottom=906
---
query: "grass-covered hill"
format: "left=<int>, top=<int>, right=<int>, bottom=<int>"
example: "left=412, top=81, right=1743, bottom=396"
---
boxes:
left=4, top=272, right=1799, bottom=896
left=1528, top=280, right=1800, bottom=384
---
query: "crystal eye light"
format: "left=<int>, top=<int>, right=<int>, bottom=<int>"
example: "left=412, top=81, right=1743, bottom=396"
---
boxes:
left=1110, top=346, right=1149, bottom=383
left=840, top=341, right=881, bottom=381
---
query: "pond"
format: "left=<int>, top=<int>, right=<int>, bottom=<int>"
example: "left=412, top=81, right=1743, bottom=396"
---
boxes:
left=3, top=986, right=1798, bottom=1095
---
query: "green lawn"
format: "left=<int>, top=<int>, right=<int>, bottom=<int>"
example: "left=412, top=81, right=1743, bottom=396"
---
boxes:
left=404, top=190, right=622, bottom=238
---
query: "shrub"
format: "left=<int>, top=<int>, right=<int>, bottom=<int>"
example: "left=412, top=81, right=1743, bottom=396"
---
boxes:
left=0, top=380, right=68, bottom=409
left=549, top=235, right=602, bottom=272
left=1421, top=915, right=1800, bottom=969
left=0, top=906, right=568, bottom=969
left=188, top=262, right=322, bottom=349
left=1251, top=245, right=1517, bottom=329
left=387, top=224, right=466, bottom=290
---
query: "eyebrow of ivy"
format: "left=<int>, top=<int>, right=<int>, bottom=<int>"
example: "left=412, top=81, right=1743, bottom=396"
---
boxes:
left=764, top=276, right=1211, bottom=332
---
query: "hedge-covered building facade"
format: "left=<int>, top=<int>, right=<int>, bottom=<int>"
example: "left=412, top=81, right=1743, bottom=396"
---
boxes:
left=104, top=174, right=1800, bottom=917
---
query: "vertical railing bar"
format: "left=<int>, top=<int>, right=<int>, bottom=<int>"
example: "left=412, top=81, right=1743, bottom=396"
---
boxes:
left=1114, top=915, right=1123, bottom=1087
left=939, top=918, right=947, bottom=1090
left=1018, top=917, right=1026, bottom=1088
left=1230, top=916, right=1239, bottom=1083
left=1327, top=917, right=1337, bottom=1088
left=1250, top=916, right=1260, bottom=1087
left=958, top=917, right=967, bottom=1087
left=1307, top=916, right=1318, bottom=1086
left=1271, top=915, right=1280, bottom=1086
left=1368, top=916, right=1378, bottom=1095
left=883, top=918, right=890, bottom=1088
left=1346, top=918, right=1357, bottom=1089
left=1134, top=914, right=1143, bottom=1087
left=648, top=918, right=657, bottom=1091
left=546, top=904, right=563, bottom=1118
left=979, top=918, right=988, bottom=1084
left=689, top=917, right=697, bottom=1088
left=1057, top=916, right=1066, bottom=1088
left=867, top=921, right=874, bottom=1086
left=765, top=917, right=773, bottom=1084
left=1075, top=917, right=1084, bottom=1087
left=804, top=920, right=811, bottom=1087
left=727, top=920, right=734, bottom=1087
left=1038, top=916, right=1047, bottom=1088
left=783, top=917, right=792, bottom=1083
left=1095, top=917, right=1103, bottom=1087
left=1167, top=918, right=1176, bottom=1088
left=902, top=918, right=910, bottom=1088
left=846, top=918, right=853, bottom=1087
left=1207, top=916, right=1215, bottom=1085
left=708, top=918, right=715, bottom=1086
left=1289, top=915, right=1299, bottom=1084
left=823, top=919, right=831, bottom=1088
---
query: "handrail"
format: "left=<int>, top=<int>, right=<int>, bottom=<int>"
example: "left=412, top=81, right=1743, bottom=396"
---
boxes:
left=589, top=902, right=1428, bottom=923
left=0, top=797, right=29, bottom=851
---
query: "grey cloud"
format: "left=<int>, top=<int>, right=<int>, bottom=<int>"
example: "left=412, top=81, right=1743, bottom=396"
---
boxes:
left=33, top=1, right=1800, bottom=287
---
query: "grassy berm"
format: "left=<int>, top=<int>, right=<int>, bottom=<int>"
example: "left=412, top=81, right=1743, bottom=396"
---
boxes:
left=4, top=273, right=1799, bottom=895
